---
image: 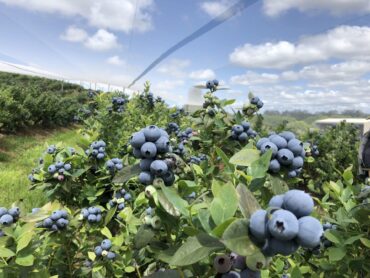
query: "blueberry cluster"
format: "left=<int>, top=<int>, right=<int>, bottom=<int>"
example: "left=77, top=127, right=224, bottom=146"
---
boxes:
left=257, top=131, right=305, bottom=178
left=189, top=154, right=207, bottom=164
left=130, top=125, right=175, bottom=186
left=108, top=189, right=131, bottom=213
left=81, top=207, right=102, bottom=223
left=170, top=108, right=185, bottom=119
left=41, top=210, right=69, bottom=231
left=249, top=190, right=323, bottom=257
left=168, top=122, right=180, bottom=133
left=213, top=253, right=260, bottom=277
left=48, top=161, right=72, bottom=176
left=206, top=79, right=219, bottom=92
left=106, top=158, right=123, bottom=172
left=0, top=207, right=20, bottom=226
left=230, top=121, right=257, bottom=143
left=250, top=96, right=264, bottom=109
left=86, top=140, right=106, bottom=160
left=111, top=96, right=127, bottom=113
left=88, top=90, right=95, bottom=98
left=94, top=239, right=116, bottom=260
left=47, top=145, right=57, bottom=154
left=311, top=144, right=319, bottom=157
left=173, top=127, right=193, bottom=156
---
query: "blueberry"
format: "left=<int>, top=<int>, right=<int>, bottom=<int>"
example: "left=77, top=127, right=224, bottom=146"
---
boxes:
left=107, top=251, right=116, bottom=260
left=262, top=238, right=298, bottom=257
left=283, top=190, right=314, bottom=218
left=101, top=239, right=112, bottom=250
left=106, top=160, right=115, bottom=170
left=213, top=79, right=219, bottom=86
left=268, top=209, right=299, bottom=240
left=213, top=255, right=232, bottom=274
left=88, top=214, right=97, bottom=223
left=155, top=136, right=170, bottom=153
left=95, top=246, right=103, bottom=256
left=261, top=142, right=278, bottom=157
left=256, top=100, right=264, bottom=109
left=48, top=165, right=57, bottom=174
left=60, top=210, right=68, bottom=219
left=297, top=216, right=323, bottom=248
left=162, top=171, right=175, bottom=186
left=288, top=170, right=297, bottom=178
left=141, top=142, right=157, bottom=158
left=247, top=129, right=257, bottom=138
left=0, top=214, right=14, bottom=226
left=249, top=210, right=268, bottom=242
left=222, top=271, right=241, bottom=278
left=256, top=138, right=269, bottom=150
left=238, top=132, right=248, bottom=142
left=64, top=163, right=72, bottom=171
left=96, top=214, right=102, bottom=222
left=0, top=208, right=7, bottom=217
left=144, top=125, right=161, bottom=142
left=146, top=207, right=153, bottom=215
left=268, top=159, right=281, bottom=173
left=287, top=139, right=303, bottom=156
left=115, top=163, right=123, bottom=170
left=130, top=131, right=146, bottom=148
left=292, top=156, right=304, bottom=169
left=118, top=203, right=125, bottom=211
left=98, top=147, right=105, bottom=153
left=232, top=125, right=244, bottom=135
left=81, top=208, right=89, bottom=219
left=43, top=218, right=53, bottom=228
left=56, top=218, right=69, bottom=228
left=150, top=160, right=168, bottom=176
left=8, top=207, right=20, bottom=217
left=96, top=153, right=105, bottom=160
left=277, top=149, right=294, bottom=166
left=58, top=168, right=65, bottom=174
left=160, top=129, right=169, bottom=138
left=241, top=121, right=250, bottom=131
left=91, top=149, right=98, bottom=156
left=56, top=161, right=64, bottom=169
left=269, top=135, right=288, bottom=149
left=97, top=140, right=106, bottom=148
left=139, top=171, right=154, bottom=185
left=250, top=97, right=259, bottom=105
left=206, top=80, right=214, bottom=89
left=112, top=158, right=122, bottom=164
left=240, top=268, right=261, bottom=278
left=133, top=148, right=142, bottom=158
left=51, top=210, right=63, bottom=221
left=230, top=252, right=246, bottom=270
left=51, top=224, right=59, bottom=231
left=124, top=193, right=132, bottom=201
left=47, top=146, right=55, bottom=154
left=268, top=195, right=284, bottom=208
left=323, top=222, right=332, bottom=230
left=140, top=159, right=154, bottom=171
left=91, top=141, right=99, bottom=149
left=88, top=207, right=99, bottom=214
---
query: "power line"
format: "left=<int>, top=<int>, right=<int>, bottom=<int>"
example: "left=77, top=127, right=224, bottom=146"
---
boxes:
left=128, top=0, right=259, bottom=88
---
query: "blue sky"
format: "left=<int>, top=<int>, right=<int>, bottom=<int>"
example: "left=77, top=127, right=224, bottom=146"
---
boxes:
left=0, top=0, right=370, bottom=112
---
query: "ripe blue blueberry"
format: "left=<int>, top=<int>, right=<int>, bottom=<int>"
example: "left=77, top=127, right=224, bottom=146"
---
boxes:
left=58, top=168, right=65, bottom=174
left=232, top=125, right=244, bottom=135
left=130, top=131, right=146, bottom=148
left=268, top=159, right=281, bottom=173
left=206, top=80, right=214, bottom=89
left=97, top=140, right=106, bottom=148
left=124, top=193, right=132, bottom=201
left=101, top=239, right=112, bottom=250
left=107, top=251, right=116, bottom=260
left=91, top=149, right=99, bottom=156
left=51, top=224, right=59, bottom=231
left=279, top=131, right=295, bottom=142
left=141, top=142, right=157, bottom=158
left=43, top=218, right=53, bottom=228
left=56, top=218, right=68, bottom=228
left=262, top=237, right=298, bottom=256
left=96, top=153, right=105, bottom=160
left=269, top=135, right=288, bottom=149
left=261, top=142, right=278, bottom=157
left=287, top=139, right=303, bottom=156
left=139, top=171, right=154, bottom=185
left=81, top=208, right=89, bottom=218
left=297, top=216, right=323, bottom=248
left=247, top=129, right=257, bottom=138
left=238, top=132, right=248, bottom=142
left=144, top=125, right=161, bottom=142
left=241, top=121, right=250, bottom=131
left=0, top=214, right=13, bottom=226
left=213, top=79, right=219, bottom=86
left=213, top=255, right=232, bottom=274
left=268, top=209, right=299, bottom=240
left=150, top=160, right=168, bottom=176
left=56, top=161, right=64, bottom=168
left=256, top=100, right=264, bottom=109
left=292, top=156, right=304, bottom=169
left=256, top=138, right=269, bottom=150
left=48, top=165, right=57, bottom=174
left=115, top=163, right=123, bottom=170
left=0, top=208, right=7, bottom=217
left=268, top=195, right=284, bottom=208
left=98, top=147, right=105, bottom=153
left=64, top=163, right=72, bottom=171
left=155, top=136, right=170, bottom=153
left=222, top=271, right=241, bottom=278
left=283, top=190, right=314, bottom=218
left=277, top=149, right=294, bottom=166
left=133, top=148, right=142, bottom=158
left=118, top=203, right=125, bottom=211
left=51, top=210, right=63, bottom=221
left=230, top=252, right=246, bottom=270
left=8, top=207, right=20, bottom=217
left=288, top=170, right=297, bottom=178
left=47, top=146, right=55, bottom=154
left=250, top=97, right=259, bottom=105
left=106, top=160, right=115, bottom=170
left=95, top=246, right=103, bottom=256
left=240, top=268, right=261, bottom=278
left=88, top=207, right=99, bottom=214
left=160, top=129, right=169, bottom=138
left=249, top=210, right=268, bottom=242
left=96, top=214, right=102, bottom=222
left=140, top=159, right=154, bottom=171
left=88, top=214, right=97, bottom=223
left=162, top=171, right=175, bottom=186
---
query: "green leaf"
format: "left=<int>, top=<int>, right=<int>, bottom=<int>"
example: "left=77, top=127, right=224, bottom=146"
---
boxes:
left=160, top=185, right=189, bottom=216
left=236, top=184, right=261, bottom=219
left=210, top=182, right=238, bottom=225
left=343, top=235, right=362, bottom=245
left=0, top=247, right=15, bottom=258
left=104, top=207, right=117, bottom=226
left=146, top=269, right=181, bottom=278
left=222, top=219, right=258, bottom=256
left=290, top=266, right=302, bottom=278
left=88, top=251, right=96, bottom=261
left=157, top=191, right=180, bottom=217
left=16, top=254, right=34, bottom=266
left=269, top=175, right=289, bottom=195
left=324, top=230, right=342, bottom=244
left=360, top=238, right=370, bottom=248
left=135, top=226, right=155, bottom=249
left=170, top=233, right=224, bottom=266
left=100, top=227, right=112, bottom=239
left=17, top=231, right=34, bottom=253
left=327, top=247, right=346, bottom=261
left=211, top=218, right=236, bottom=238
left=229, top=148, right=260, bottom=167
left=245, top=250, right=268, bottom=271
left=247, top=150, right=272, bottom=179
left=215, top=147, right=234, bottom=172
left=124, top=266, right=136, bottom=273
left=198, top=209, right=212, bottom=233
left=112, top=164, right=141, bottom=184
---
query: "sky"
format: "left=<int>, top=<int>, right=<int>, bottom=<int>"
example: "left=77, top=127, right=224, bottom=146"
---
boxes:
left=0, top=0, right=370, bottom=112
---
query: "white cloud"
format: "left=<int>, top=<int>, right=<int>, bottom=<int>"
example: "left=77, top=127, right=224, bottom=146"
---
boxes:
left=230, top=25, right=370, bottom=69
left=263, top=0, right=370, bottom=17
left=155, top=80, right=185, bottom=91
left=157, top=59, right=191, bottom=78
left=152, top=80, right=187, bottom=104
left=84, top=29, right=119, bottom=51
left=231, top=71, right=279, bottom=85
left=60, top=26, right=88, bottom=42
left=0, top=0, right=154, bottom=33
left=200, top=0, right=236, bottom=17
left=106, top=55, right=125, bottom=66
left=189, top=69, right=216, bottom=80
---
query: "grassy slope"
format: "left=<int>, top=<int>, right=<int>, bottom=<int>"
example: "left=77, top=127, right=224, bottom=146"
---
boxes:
left=0, top=127, right=80, bottom=211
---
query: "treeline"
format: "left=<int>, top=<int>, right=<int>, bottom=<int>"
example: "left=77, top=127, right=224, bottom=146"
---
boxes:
left=0, top=72, right=88, bottom=133
left=264, top=109, right=369, bottom=121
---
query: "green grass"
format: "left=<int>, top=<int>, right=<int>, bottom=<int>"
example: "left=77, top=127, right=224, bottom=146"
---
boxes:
left=0, top=127, right=81, bottom=211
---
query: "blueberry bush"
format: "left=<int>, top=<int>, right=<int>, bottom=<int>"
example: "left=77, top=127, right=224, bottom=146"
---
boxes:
left=0, top=80, right=369, bottom=277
